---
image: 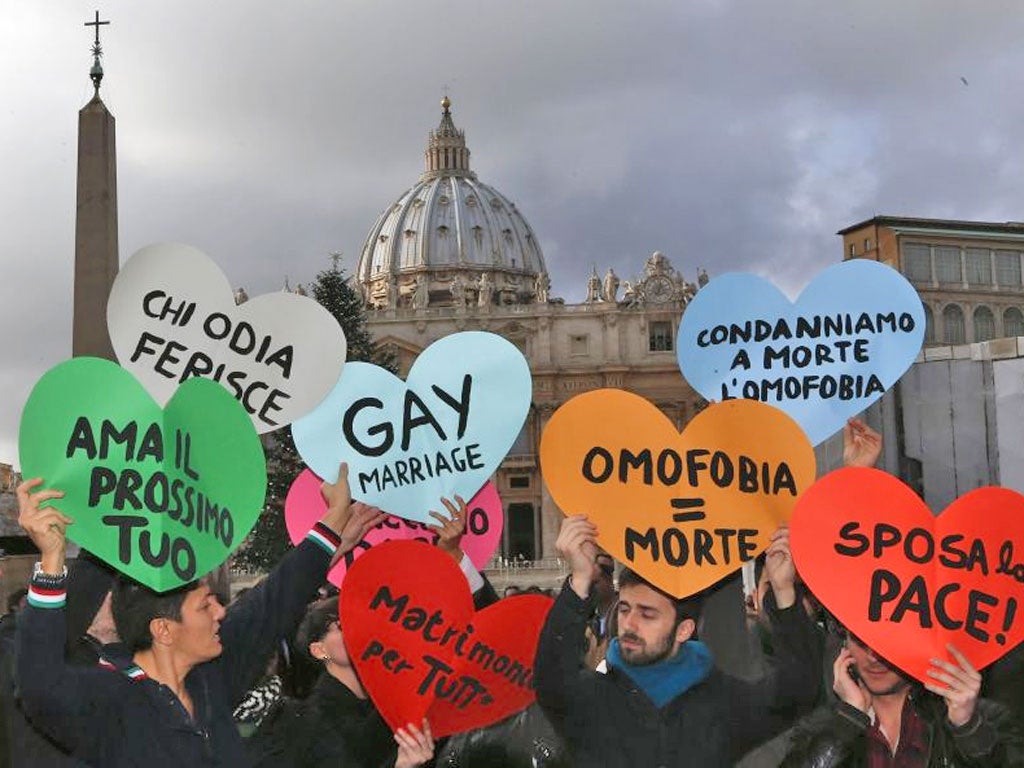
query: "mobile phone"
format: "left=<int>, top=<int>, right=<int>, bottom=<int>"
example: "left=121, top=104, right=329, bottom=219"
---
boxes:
left=847, top=663, right=861, bottom=685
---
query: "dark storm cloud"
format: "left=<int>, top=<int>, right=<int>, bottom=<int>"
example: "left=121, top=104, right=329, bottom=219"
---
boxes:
left=4, top=1, right=1024, bottom=462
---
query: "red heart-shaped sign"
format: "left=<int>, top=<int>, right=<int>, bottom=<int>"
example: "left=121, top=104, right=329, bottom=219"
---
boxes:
left=339, top=540, right=552, bottom=737
left=791, top=467, right=1024, bottom=682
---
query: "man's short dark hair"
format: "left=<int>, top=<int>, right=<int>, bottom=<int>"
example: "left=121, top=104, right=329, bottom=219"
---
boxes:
left=617, top=568, right=703, bottom=628
left=111, top=577, right=200, bottom=652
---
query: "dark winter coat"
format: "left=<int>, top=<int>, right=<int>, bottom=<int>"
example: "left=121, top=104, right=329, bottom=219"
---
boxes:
left=295, top=673, right=394, bottom=767
left=16, top=533, right=335, bottom=767
left=534, top=582, right=822, bottom=767
left=780, top=694, right=1024, bottom=768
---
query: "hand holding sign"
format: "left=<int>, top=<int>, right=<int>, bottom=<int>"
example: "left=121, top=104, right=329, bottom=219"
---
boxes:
left=340, top=540, right=552, bottom=737
left=18, top=357, right=266, bottom=592
left=293, top=332, right=531, bottom=523
left=285, top=470, right=503, bottom=587
left=677, top=260, right=925, bottom=444
left=429, top=496, right=471, bottom=563
left=539, top=390, right=816, bottom=598
left=107, top=243, right=347, bottom=433
left=790, top=467, right=1024, bottom=683
left=15, top=478, right=73, bottom=572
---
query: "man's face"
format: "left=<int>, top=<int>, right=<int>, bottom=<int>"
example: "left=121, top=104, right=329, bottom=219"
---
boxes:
left=167, top=584, right=226, bottom=664
left=615, top=583, right=691, bottom=666
left=847, top=634, right=908, bottom=696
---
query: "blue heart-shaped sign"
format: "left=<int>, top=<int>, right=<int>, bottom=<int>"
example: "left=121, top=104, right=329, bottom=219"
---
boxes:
left=677, top=260, right=925, bottom=445
left=292, top=332, right=532, bottom=523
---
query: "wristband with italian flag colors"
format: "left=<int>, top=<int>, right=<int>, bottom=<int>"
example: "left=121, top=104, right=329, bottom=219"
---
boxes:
left=28, top=568, right=67, bottom=610
left=306, top=521, right=341, bottom=555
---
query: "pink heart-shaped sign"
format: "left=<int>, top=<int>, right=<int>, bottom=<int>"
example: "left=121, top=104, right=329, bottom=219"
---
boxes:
left=285, top=468, right=503, bottom=586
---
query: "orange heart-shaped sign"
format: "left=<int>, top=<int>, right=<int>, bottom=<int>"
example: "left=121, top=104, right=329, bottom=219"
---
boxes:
left=540, top=390, right=816, bottom=597
left=791, top=467, right=1024, bottom=682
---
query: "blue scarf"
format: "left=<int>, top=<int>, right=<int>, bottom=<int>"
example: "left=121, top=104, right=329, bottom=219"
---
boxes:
left=605, top=639, right=713, bottom=708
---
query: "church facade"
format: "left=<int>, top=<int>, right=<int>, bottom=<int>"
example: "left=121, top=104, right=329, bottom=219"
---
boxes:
left=354, top=99, right=707, bottom=562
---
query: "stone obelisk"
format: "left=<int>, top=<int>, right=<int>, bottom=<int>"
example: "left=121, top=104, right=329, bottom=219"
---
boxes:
left=73, top=11, right=118, bottom=360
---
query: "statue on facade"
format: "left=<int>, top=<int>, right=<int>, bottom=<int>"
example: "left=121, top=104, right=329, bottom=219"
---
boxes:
left=535, top=271, right=551, bottom=303
left=697, top=267, right=709, bottom=288
left=449, top=273, right=466, bottom=308
left=477, top=272, right=494, bottom=307
left=585, top=267, right=601, bottom=303
left=646, top=251, right=669, bottom=277
left=412, top=274, right=429, bottom=309
left=602, top=268, right=620, bottom=303
left=621, top=279, right=636, bottom=305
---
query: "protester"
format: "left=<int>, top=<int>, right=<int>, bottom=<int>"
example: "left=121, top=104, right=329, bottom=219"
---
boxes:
left=780, top=632, right=1024, bottom=766
left=14, top=464, right=383, bottom=768
left=282, top=599, right=433, bottom=768
left=252, top=494, right=494, bottom=768
left=1, top=552, right=122, bottom=767
left=534, top=513, right=821, bottom=766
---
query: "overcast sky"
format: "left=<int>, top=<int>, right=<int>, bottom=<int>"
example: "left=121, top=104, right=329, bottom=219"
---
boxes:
left=4, top=1, right=1024, bottom=467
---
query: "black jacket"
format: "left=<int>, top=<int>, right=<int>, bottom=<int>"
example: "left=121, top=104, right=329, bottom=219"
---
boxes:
left=2, top=627, right=128, bottom=768
left=16, top=535, right=333, bottom=767
left=780, top=694, right=1024, bottom=768
left=295, top=673, right=394, bottom=768
left=534, top=582, right=821, bottom=767
left=285, top=570, right=500, bottom=768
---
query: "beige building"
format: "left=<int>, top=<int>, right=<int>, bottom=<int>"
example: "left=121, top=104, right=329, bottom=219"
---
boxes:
left=355, top=99, right=707, bottom=564
left=839, top=216, right=1024, bottom=345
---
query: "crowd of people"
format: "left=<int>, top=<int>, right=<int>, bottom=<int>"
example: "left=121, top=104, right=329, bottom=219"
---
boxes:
left=1, top=420, right=1023, bottom=766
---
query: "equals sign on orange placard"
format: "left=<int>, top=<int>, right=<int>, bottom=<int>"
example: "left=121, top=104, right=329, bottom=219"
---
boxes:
left=671, top=497, right=706, bottom=523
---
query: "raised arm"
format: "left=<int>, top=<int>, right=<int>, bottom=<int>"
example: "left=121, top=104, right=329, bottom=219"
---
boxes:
left=533, top=515, right=601, bottom=723
left=729, top=525, right=823, bottom=758
left=218, top=464, right=384, bottom=703
left=427, top=495, right=499, bottom=608
left=14, top=478, right=121, bottom=760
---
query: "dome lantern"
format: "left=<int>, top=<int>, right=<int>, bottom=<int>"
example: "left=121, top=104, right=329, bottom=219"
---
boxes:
left=422, top=96, right=474, bottom=181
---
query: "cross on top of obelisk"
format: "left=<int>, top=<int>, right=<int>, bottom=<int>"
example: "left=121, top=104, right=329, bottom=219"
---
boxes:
left=330, top=251, right=343, bottom=270
left=85, top=11, right=110, bottom=45
left=85, top=11, right=110, bottom=94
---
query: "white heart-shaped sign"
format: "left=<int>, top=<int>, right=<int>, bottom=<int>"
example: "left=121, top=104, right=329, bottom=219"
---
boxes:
left=107, top=243, right=347, bottom=433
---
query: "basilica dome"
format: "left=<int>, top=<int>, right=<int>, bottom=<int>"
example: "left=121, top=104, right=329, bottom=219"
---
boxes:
left=356, top=98, right=550, bottom=310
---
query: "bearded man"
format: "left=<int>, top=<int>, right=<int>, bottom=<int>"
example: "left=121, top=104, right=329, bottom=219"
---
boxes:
left=534, top=516, right=821, bottom=766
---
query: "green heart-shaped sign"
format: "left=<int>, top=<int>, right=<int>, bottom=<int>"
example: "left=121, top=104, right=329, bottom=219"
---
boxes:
left=19, top=358, right=266, bottom=592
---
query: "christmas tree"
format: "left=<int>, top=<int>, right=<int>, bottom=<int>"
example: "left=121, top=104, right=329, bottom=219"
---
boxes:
left=233, top=257, right=396, bottom=571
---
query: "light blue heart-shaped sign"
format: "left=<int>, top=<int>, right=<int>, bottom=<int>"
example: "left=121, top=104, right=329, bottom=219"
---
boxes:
left=677, top=260, right=925, bottom=445
left=292, top=332, right=532, bottom=523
